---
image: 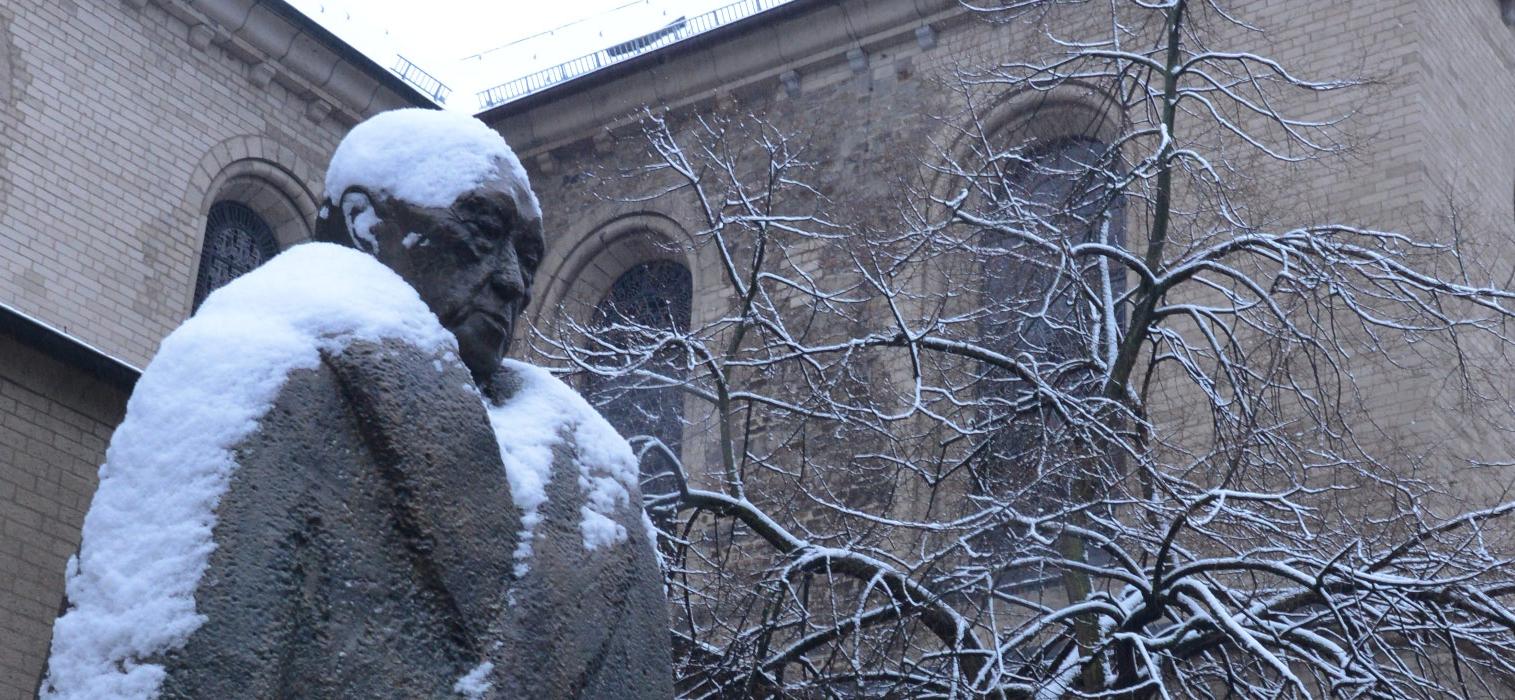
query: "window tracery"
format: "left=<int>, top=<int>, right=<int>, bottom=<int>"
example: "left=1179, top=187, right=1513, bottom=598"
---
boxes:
left=192, top=201, right=280, bottom=311
left=585, top=259, right=693, bottom=528
left=976, top=135, right=1126, bottom=505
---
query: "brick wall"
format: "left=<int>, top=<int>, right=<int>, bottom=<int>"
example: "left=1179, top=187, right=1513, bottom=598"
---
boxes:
left=502, top=0, right=1488, bottom=477
left=1408, top=0, right=1515, bottom=497
left=488, top=3, right=1515, bottom=683
left=0, top=0, right=410, bottom=695
left=0, top=0, right=1507, bottom=693
left=509, top=0, right=1459, bottom=328
left=0, top=335, right=126, bottom=700
left=0, top=0, right=354, bottom=368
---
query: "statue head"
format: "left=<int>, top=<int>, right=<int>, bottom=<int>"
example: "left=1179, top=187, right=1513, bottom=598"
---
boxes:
left=315, top=109, right=544, bottom=386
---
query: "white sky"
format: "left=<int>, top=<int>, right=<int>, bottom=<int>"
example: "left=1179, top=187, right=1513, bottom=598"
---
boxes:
left=286, top=0, right=743, bottom=112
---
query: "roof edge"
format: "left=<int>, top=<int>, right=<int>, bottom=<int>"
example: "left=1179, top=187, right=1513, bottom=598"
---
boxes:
left=0, top=304, right=140, bottom=393
left=475, top=0, right=826, bottom=122
left=258, top=0, right=435, bottom=110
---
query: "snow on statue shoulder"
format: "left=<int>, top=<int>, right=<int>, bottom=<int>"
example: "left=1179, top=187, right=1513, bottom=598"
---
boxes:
left=41, top=110, right=672, bottom=700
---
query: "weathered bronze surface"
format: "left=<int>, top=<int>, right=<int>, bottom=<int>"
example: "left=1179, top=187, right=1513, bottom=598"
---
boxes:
left=149, top=119, right=670, bottom=698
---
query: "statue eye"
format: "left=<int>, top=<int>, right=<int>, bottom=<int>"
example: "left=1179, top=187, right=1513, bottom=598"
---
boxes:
left=457, top=220, right=497, bottom=259
left=514, top=224, right=544, bottom=270
left=517, top=237, right=542, bottom=268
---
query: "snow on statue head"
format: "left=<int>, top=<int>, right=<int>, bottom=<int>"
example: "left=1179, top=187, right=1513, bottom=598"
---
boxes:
left=315, top=108, right=544, bottom=386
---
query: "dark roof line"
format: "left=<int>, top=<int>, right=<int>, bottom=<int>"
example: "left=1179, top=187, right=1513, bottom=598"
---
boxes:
left=475, top=0, right=823, bottom=122
left=0, top=303, right=141, bottom=393
left=260, top=0, right=436, bottom=110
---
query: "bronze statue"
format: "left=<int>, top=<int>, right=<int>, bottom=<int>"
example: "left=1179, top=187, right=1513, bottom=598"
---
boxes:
left=41, top=109, right=672, bottom=700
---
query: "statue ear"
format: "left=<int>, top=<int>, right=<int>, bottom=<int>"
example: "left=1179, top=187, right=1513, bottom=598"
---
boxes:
left=338, top=189, right=381, bottom=255
left=313, top=197, right=350, bottom=246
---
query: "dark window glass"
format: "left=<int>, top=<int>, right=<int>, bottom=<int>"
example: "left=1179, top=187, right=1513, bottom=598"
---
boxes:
left=193, top=201, right=279, bottom=311
left=977, top=137, right=1126, bottom=507
left=586, top=259, right=693, bottom=529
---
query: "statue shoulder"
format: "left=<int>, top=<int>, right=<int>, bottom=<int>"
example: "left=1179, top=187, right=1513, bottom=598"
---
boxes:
left=483, top=359, right=618, bottom=432
left=319, top=337, right=481, bottom=412
left=477, top=361, right=674, bottom=698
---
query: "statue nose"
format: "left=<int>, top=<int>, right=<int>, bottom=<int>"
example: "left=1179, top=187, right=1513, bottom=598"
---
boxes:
left=491, top=261, right=526, bottom=300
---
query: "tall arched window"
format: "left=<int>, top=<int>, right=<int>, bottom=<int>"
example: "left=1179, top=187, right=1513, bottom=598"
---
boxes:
left=192, top=201, right=280, bottom=311
left=976, top=136, right=1126, bottom=505
left=586, top=259, right=693, bottom=528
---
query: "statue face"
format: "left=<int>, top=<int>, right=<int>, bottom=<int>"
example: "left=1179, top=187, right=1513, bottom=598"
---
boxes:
left=342, top=175, right=544, bottom=384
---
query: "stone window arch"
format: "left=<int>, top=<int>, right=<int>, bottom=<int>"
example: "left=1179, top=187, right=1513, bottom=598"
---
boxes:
left=980, top=135, right=1126, bottom=375
left=184, top=138, right=322, bottom=316
left=584, top=258, right=693, bottom=529
left=528, top=213, right=702, bottom=522
left=205, top=166, right=315, bottom=250
left=192, top=201, right=281, bottom=311
left=190, top=165, right=309, bottom=312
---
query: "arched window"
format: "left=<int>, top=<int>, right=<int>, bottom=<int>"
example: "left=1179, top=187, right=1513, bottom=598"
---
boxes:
left=585, top=259, right=693, bottom=528
left=976, top=136, right=1126, bottom=504
left=193, top=201, right=280, bottom=311
left=982, top=137, right=1125, bottom=361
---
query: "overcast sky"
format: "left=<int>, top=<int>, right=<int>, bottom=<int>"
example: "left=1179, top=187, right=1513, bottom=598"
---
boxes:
left=286, top=0, right=747, bottom=112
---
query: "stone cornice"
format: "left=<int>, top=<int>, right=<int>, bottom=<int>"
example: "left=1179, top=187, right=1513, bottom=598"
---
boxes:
left=135, top=0, right=432, bottom=125
left=478, top=0, right=963, bottom=157
left=0, top=302, right=140, bottom=392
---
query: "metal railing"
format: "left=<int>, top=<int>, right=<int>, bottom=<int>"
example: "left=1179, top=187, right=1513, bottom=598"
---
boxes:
left=476, top=0, right=791, bottom=110
left=393, top=55, right=452, bottom=104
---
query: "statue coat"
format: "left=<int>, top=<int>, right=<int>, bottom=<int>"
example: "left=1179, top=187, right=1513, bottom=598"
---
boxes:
left=142, top=339, right=672, bottom=699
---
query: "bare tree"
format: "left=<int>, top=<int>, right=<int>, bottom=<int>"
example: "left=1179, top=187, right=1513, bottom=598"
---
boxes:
left=540, top=1, right=1515, bottom=696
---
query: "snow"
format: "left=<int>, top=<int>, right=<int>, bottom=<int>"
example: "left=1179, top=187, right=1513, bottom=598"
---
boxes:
left=323, top=108, right=540, bottom=219
left=572, top=408, right=637, bottom=550
left=485, top=360, right=641, bottom=574
left=452, top=661, right=494, bottom=698
left=41, top=244, right=646, bottom=699
left=580, top=507, right=627, bottom=551
left=39, top=243, right=455, bottom=700
left=641, top=509, right=665, bottom=572
left=484, top=363, right=563, bottom=577
left=349, top=202, right=382, bottom=253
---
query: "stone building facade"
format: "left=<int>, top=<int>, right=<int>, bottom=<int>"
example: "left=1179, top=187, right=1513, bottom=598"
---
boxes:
left=482, top=4, right=1515, bottom=687
left=1, top=0, right=1513, bottom=697
left=0, top=1, right=428, bottom=695
left=484, top=0, right=1515, bottom=500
